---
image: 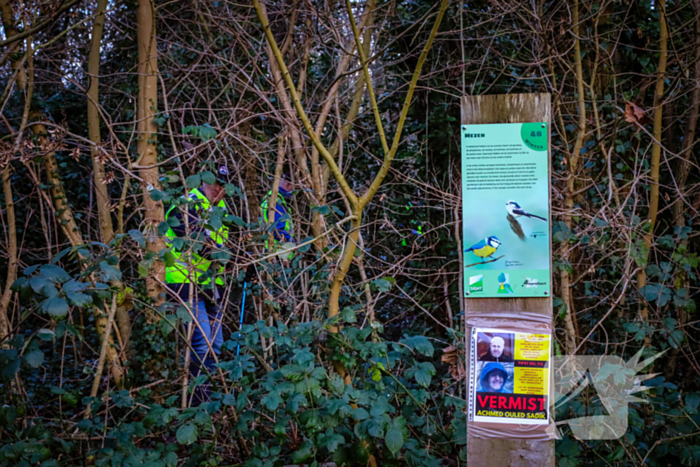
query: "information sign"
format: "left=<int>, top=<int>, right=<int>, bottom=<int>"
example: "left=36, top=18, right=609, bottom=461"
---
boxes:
left=461, top=122, right=550, bottom=297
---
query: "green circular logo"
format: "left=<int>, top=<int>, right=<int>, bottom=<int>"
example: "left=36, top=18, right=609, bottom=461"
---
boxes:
left=520, top=123, right=547, bottom=151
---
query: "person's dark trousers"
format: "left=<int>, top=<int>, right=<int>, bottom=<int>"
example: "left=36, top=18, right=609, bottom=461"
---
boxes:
left=167, top=283, right=223, bottom=405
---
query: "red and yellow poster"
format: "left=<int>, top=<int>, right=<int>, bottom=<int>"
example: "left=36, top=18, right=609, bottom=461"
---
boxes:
left=470, top=328, right=551, bottom=425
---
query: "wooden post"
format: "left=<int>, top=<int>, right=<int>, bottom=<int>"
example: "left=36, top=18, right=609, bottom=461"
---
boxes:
left=462, top=93, right=554, bottom=466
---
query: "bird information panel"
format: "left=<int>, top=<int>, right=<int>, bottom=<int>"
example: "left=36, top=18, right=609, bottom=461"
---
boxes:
left=469, top=327, right=551, bottom=425
left=461, top=122, right=550, bottom=298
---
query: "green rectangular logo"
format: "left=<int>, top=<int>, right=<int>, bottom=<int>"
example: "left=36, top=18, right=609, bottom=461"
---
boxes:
left=469, top=275, right=483, bottom=293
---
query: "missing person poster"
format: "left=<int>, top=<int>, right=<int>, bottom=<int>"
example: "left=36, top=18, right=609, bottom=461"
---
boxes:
left=461, top=122, right=550, bottom=298
left=469, top=328, right=551, bottom=425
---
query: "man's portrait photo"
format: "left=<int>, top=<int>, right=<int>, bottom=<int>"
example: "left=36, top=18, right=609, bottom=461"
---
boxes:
left=477, top=332, right=515, bottom=362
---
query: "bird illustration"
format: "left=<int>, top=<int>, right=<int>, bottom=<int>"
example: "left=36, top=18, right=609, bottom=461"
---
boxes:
left=506, top=201, right=547, bottom=222
left=507, top=214, right=526, bottom=241
left=465, top=236, right=501, bottom=262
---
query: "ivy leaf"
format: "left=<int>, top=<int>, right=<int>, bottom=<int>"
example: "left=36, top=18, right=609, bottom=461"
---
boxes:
left=176, top=423, right=198, bottom=445
left=24, top=349, right=44, bottom=368
left=385, top=428, right=404, bottom=456
left=41, top=297, right=69, bottom=318
left=40, top=264, right=71, bottom=283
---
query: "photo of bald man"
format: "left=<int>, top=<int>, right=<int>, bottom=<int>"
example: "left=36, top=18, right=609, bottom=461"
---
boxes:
left=478, top=334, right=514, bottom=362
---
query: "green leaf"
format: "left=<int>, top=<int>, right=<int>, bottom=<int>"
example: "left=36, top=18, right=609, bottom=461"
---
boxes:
left=222, top=393, right=236, bottom=406
left=41, top=297, right=69, bottom=318
left=385, top=428, right=404, bottom=456
left=201, top=171, right=216, bottom=185
left=186, top=174, right=201, bottom=188
left=150, top=189, right=163, bottom=201
left=29, top=275, right=51, bottom=294
left=400, top=335, right=434, bottom=357
left=37, top=329, right=54, bottom=341
left=290, top=441, right=313, bottom=463
left=162, top=250, right=176, bottom=268
left=353, top=408, right=370, bottom=421
left=176, top=423, right=198, bottom=445
left=373, top=278, right=393, bottom=293
left=415, top=368, right=433, bottom=387
left=40, top=264, right=71, bottom=283
left=182, top=124, right=217, bottom=142
left=66, top=291, right=93, bottom=307
left=262, top=391, right=283, bottom=411
left=129, top=229, right=146, bottom=248
left=99, top=261, right=122, bottom=281
left=207, top=215, right=222, bottom=231
left=340, top=307, right=357, bottom=323
left=224, top=183, right=242, bottom=197
left=224, top=215, right=246, bottom=227
left=176, top=306, right=193, bottom=324
left=311, top=205, right=331, bottom=216
left=24, top=349, right=44, bottom=368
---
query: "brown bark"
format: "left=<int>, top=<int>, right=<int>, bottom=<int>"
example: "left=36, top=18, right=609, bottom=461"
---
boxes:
left=136, top=0, right=167, bottom=310
left=0, top=165, right=17, bottom=342
left=637, top=0, right=668, bottom=339
left=560, top=0, right=585, bottom=355
left=667, top=0, right=700, bottom=376
left=87, top=0, right=132, bottom=350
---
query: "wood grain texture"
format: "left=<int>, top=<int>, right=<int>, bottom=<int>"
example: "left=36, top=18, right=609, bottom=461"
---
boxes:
left=462, top=93, right=554, bottom=466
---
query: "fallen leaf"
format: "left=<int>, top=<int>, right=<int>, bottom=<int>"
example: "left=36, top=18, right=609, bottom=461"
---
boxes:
left=624, top=102, right=652, bottom=125
left=441, top=345, right=465, bottom=381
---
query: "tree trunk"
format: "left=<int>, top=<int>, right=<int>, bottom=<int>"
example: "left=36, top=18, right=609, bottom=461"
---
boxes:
left=136, top=0, right=167, bottom=311
left=637, top=0, right=668, bottom=340
left=560, top=0, right=585, bottom=355
left=87, top=0, right=132, bottom=350
left=0, top=166, right=17, bottom=342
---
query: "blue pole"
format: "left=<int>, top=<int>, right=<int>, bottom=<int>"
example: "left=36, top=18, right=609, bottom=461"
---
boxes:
left=236, top=282, right=246, bottom=356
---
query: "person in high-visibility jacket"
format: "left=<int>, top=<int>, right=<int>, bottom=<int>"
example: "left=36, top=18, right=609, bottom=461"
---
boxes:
left=165, top=165, right=232, bottom=380
left=260, top=176, right=295, bottom=249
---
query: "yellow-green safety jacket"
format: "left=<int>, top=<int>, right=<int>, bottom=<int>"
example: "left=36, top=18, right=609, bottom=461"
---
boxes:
left=164, top=188, right=229, bottom=286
